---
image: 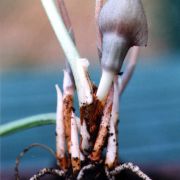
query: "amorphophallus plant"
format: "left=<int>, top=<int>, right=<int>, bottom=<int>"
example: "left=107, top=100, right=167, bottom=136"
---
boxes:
left=0, top=0, right=151, bottom=179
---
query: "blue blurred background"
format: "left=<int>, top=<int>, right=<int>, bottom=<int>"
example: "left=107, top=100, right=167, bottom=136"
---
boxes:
left=0, top=0, right=180, bottom=179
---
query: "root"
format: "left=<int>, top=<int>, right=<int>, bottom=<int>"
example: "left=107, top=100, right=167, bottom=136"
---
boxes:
left=105, top=167, right=115, bottom=180
left=25, top=162, right=151, bottom=180
left=29, top=168, right=65, bottom=180
left=15, top=143, right=56, bottom=180
left=110, top=162, right=152, bottom=180
left=77, top=164, right=96, bottom=180
left=15, top=145, right=151, bottom=180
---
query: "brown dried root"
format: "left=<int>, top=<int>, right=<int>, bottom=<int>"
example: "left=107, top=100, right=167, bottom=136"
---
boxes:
left=80, top=96, right=103, bottom=152
left=15, top=143, right=56, bottom=180
left=55, top=84, right=67, bottom=170
left=29, top=168, right=65, bottom=180
left=90, top=86, right=114, bottom=161
left=75, top=59, right=101, bottom=154
left=80, top=77, right=104, bottom=152
left=110, top=162, right=152, bottom=180
left=63, top=95, right=73, bottom=143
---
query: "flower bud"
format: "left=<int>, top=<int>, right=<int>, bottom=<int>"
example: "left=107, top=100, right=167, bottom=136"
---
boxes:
left=99, top=0, right=148, bottom=73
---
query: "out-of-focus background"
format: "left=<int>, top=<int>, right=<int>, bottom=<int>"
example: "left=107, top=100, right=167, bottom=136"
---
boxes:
left=0, top=0, right=180, bottom=179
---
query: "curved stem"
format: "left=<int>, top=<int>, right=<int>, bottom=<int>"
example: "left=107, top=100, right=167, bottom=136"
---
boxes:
left=119, top=46, right=140, bottom=95
left=0, top=113, right=56, bottom=136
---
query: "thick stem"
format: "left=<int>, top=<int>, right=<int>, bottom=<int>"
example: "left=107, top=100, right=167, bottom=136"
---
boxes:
left=96, top=69, right=115, bottom=102
left=63, top=69, right=75, bottom=95
left=97, top=33, right=129, bottom=102
left=76, top=58, right=93, bottom=106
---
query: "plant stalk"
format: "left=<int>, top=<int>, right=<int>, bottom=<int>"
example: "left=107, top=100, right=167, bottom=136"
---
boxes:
left=0, top=114, right=56, bottom=137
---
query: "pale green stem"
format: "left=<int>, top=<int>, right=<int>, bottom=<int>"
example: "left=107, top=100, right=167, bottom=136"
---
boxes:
left=41, top=0, right=80, bottom=61
left=41, top=0, right=93, bottom=106
left=0, top=113, right=56, bottom=136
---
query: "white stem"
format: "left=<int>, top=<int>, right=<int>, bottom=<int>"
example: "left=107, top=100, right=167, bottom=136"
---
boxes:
left=76, top=58, right=93, bottom=106
left=63, top=69, right=75, bottom=95
left=55, top=84, right=65, bottom=160
left=80, top=121, right=91, bottom=155
left=118, top=75, right=122, bottom=90
left=71, top=112, right=81, bottom=172
left=105, top=112, right=117, bottom=169
left=75, top=116, right=85, bottom=161
left=97, top=69, right=115, bottom=101
left=108, top=76, right=119, bottom=167
left=41, top=0, right=93, bottom=106
left=71, top=113, right=80, bottom=158
left=80, top=151, right=85, bottom=162
left=75, top=116, right=81, bottom=132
